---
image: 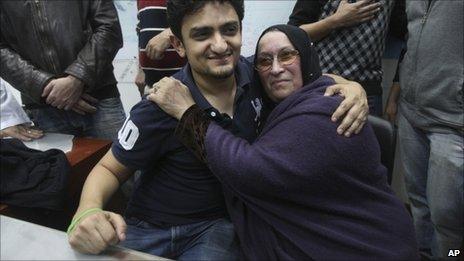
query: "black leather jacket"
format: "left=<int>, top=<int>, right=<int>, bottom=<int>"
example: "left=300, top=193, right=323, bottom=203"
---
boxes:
left=0, top=0, right=123, bottom=106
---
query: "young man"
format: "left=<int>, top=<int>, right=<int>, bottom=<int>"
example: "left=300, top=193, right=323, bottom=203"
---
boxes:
left=68, top=0, right=367, bottom=259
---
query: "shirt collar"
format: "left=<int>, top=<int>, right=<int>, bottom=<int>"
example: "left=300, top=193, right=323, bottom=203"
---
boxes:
left=177, top=56, right=253, bottom=111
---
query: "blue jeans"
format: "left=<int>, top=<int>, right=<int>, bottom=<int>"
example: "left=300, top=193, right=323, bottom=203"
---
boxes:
left=368, top=94, right=383, bottom=117
left=398, top=112, right=463, bottom=258
left=120, top=217, right=239, bottom=260
left=28, top=97, right=126, bottom=140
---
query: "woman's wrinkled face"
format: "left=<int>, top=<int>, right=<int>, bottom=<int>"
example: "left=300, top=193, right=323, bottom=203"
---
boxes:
left=256, top=31, right=303, bottom=103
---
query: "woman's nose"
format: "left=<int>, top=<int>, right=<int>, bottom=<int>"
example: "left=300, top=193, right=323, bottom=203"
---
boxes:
left=270, top=57, right=284, bottom=74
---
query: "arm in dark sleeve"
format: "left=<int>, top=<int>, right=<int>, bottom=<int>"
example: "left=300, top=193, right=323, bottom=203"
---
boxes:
left=0, top=14, right=53, bottom=103
left=176, top=97, right=382, bottom=198
left=174, top=105, right=299, bottom=196
left=388, top=0, right=407, bottom=40
left=174, top=105, right=330, bottom=196
left=393, top=48, right=406, bottom=82
left=392, top=64, right=400, bottom=83
left=64, top=0, right=123, bottom=92
left=288, top=0, right=323, bottom=26
left=174, top=105, right=212, bottom=163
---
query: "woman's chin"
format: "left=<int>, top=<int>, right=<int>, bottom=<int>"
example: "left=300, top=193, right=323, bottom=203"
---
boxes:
left=269, top=91, right=290, bottom=103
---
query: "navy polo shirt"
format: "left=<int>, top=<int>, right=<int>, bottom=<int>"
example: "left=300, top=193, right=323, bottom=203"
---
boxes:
left=112, top=56, right=262, bottom=226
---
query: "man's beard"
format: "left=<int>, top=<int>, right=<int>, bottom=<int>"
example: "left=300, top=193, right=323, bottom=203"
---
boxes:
left=204, top=64, right=235, bottom=79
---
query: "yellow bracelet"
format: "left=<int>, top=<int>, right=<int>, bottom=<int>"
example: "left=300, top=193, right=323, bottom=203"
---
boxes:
left=67, top=208, right=102, bottom=235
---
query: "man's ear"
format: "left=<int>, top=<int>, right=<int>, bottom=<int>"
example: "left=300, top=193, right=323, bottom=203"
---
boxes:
left=170, top=35, right=186, bottom=58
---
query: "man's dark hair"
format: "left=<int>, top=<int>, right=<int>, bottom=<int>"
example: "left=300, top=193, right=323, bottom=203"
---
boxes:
left=167, top=0, right=244, bottom=40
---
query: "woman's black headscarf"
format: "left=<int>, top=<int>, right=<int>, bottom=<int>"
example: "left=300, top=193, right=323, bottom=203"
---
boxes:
left=253, top=24, right=322, bottom=129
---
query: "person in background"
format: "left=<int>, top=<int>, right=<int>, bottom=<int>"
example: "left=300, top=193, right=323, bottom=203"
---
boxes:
left=0, top=79, right=43, bottom=141
left=134, top=0, right=186, bottom=96
left=384, top=48, right=405, bottom=124
left=288, top=0, right=407, bottom=118
left=384, top=1, right=463, bottom=258
left=0, top=0, right=125, bottom=140
left=66, top=0, right=368, bottom=259
left=148, top=24, right=419, bottom=260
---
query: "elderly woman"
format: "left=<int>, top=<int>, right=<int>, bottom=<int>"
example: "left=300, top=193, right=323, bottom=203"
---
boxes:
left=149, top=25, right=419, bottom=260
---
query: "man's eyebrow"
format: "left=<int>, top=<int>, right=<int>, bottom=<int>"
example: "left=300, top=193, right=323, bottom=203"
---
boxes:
left=220, top=21, right=240, bottom=28
left=190, top=20, right=239, bottom=32
left=189, top=26, right=212, bottom=36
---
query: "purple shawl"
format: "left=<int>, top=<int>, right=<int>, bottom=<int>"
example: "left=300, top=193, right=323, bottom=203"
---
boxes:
left=205, top=76, right=419, bottom=260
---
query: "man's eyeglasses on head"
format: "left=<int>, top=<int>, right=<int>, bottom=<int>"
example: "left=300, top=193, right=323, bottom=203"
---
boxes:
left=255, top=49, right=299, bottom=72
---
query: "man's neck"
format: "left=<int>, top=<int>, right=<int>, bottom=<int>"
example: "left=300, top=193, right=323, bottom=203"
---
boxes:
left=192, top=71, right=237, bottom=117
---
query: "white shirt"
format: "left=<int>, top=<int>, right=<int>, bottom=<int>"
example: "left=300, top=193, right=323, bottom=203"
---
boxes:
left=1, top=79, right=31, bottom=130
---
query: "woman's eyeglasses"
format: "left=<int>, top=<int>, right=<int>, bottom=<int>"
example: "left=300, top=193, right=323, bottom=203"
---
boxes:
left=255, top=49, right=299, bottom=72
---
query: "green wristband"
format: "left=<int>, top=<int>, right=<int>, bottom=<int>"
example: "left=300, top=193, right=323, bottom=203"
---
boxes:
left=67, top=207, right=103, bottom=235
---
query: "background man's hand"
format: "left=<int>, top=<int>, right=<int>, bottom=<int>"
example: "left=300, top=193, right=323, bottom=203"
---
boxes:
left=384, top=96, right=398, bottom=124
left=147, top=77, right=195, bottom=120
left=68, top=211, right=126, bottom=255
left=145, top=29, right=172, bottom=60
left=384, top=82, right=401, bottom=124
left=41, top=75, right=85, bottom=110
left=71, top=94, right=98, bottom=115
left=0, top=124, right=43, bottom=141
left=332, top=0, right=381, bottom=28
left=134, top=68, right=146, bottom=97
left=324, top=74, right=368, bottom=137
